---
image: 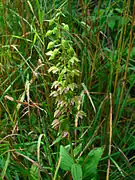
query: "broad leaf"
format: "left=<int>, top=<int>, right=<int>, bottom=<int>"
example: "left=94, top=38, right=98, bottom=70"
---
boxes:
left=60, top=145, right=74, bottom=171
left=108, top=16, right=118, bottom=30
left=71, top=163, right=82, bottom=180
left=83, top=147, right=104, bottom=179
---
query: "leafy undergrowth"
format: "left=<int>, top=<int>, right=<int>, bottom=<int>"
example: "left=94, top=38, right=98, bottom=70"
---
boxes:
left=0, top=0, right=135, bottom=179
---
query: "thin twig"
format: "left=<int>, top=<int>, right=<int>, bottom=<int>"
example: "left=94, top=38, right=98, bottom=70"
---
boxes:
left=106, top=93, right=113, bottom=180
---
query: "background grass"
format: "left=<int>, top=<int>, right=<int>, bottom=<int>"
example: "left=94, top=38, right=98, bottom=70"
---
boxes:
left=0, top=0, right=135, bottom=179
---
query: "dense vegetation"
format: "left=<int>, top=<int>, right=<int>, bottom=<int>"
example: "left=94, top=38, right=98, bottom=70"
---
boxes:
left=0, top=0, right=135, bottom=179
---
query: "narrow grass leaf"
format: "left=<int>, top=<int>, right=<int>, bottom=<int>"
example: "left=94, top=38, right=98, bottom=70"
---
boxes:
left=1, top=152, right=10, bottom=179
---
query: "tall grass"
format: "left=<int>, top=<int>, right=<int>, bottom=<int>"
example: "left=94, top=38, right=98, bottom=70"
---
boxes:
left=0, top=0, right=135, bottom=179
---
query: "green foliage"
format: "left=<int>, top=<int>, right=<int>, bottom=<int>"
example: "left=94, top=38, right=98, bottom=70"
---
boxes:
left=30, top=164, right=38, bottom=180
left=83, top=147, right=104, bottom=179
left=71, top=163, right=82, bottom=180
left=60, top=145, right=103, bottom=180
left=46, top=11, right=85, bottom=132
left=60, top=145, right=74, bottom=171
left=0, top=0, right=135, bottom=179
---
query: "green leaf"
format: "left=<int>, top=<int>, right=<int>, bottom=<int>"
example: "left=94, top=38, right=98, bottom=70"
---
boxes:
left=48, top=66, right=59, bottom=74
left=49, top=19, right=55, bottom=26
left=71, top=69, right=80, bottom=76
left=130, top=47, right=135, bottom=58
left=69, top=57, right=80, bottom=64
left=108, top=17, right=116, bottom=30
left=47, top=41, right=55, bottom=49
left=46, top=50, right=53, bottom=56
left=67, top=47, right=75, bottom=56
left=67, top=83, right=77, bottom=91
left=83, top=147, right=104, bottom=179
left=63, top=24, right=69, bottom=31
left=110, top=157, right=125, bottom=178
left=73, top=143, right=82, bottom=157
left=45, top=30, right=53, bottom=37
left=71, top=163, right=82, bottom=180
left=49, top=48, right=60, bottom=60
left=55, top=12, right=65, bottom=18
left=60, top=145, right=74, bottom=171
left=1, top=152, right=10, bottom=179
left=61, top=39, right=69, bottom=48
left=52, top=27, right=58, bottom=34
left=30, top=164, right=38, bottom=180
left=114, top=8, right=122, bottom=14
left=51, top=134, right=62, bottom=146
